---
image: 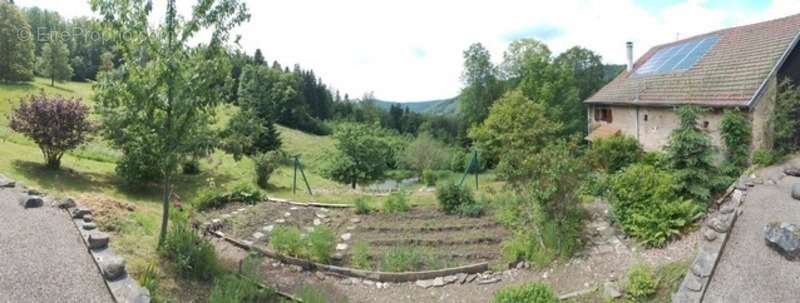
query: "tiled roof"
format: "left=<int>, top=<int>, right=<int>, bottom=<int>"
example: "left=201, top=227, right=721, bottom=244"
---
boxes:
left=586, top=13, right=800, bottom=107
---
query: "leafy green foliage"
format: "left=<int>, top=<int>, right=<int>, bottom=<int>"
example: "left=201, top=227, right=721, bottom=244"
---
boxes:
left=9, top=93, right=93, bottom=169
left=493, top=282, right=559, bottom=303
left=380, top=246, right=430, bottom=272
left=460, top=42, right=502, bottom=127
left=0, top=1, right=35, bottom=82
left=160, top=221, right=219, bottom=281
left=497, top=140, right=586, bottom=264
left=400, top=132, right=449, bottom=174
left=752, top=148, right=779, bottom=166
left=664, top=106, right=723, bottom=203
left=253, top=151, right=281, bottom=189
left=383, top=192, right=410, bottom=214
left=624, top=264, right=657, bottom=301
left=195, top=183, right=263, bottom=211
left=469, top=90, right=563, bottom=185
left=38, top=33, right=73, bottom=86
left=220, top=108, right=281, bottom=161
left=208, top=274, right=276, bottom=303
left=588, top=135, right=643, bottom=173
left=325, top=123, right=393, bottom=188
left=353, top=197, right=372, bottom=215
left=138, top=264, right=160, bottom=302
left=350, top=242, right=372, bottom=270
left=774, top=79, right=800, bottom=155
left=720, top=109, right=752, bottom=169
left=436, top=182, right=478, bottom=216
left=607, top=164, right=703, bottom=247
left=307, top=226, right=335, bottom=263
left=269, top=226, right=304, bottom=257
left=298, top=285, right=329, bottom=303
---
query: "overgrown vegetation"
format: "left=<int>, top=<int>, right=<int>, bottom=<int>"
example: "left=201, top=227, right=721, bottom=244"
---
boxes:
left=588, top=134, right=642, bottom=173
left=753, top=148, right=779, bottom=166
left=493, top=282, right=559, bottom=303
left=208, top=254, right=277, bottom=303
left=607, top=164, right=703, bottom=247
left=436, top=182, right=482, bottom=217
left=269, top=225, right=335, bottom=263
left=623, top=263, right=657, bottom=301
left=380, top=246, right=432, bottom=272
left=353, top=197, right=372, bottom=215
left=253, top=151, right=282, bottom=189
left=774, top=79, right=800, bottom=155
left=350, top=242, right=372, bottom=270
left=195, top=183, right=264, bottom=211
left=269, top=225, right=305, bottom=257
left=160, top=220, right=219, bottom=281
left=720, top=109, right=752, bottom=170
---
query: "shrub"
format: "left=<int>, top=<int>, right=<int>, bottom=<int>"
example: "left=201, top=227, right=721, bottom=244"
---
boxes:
left=624, top=264, right=657, bottom=300
left=449, top=148, right=467, bottom=172
left=270, top=226, right=304, bottom=257
left=774, top=79, right=800, bottom=155
left=253, top=151, right=281, bottom=189
left=195, top=183, right=263, bottom=211
left=307, top=226, right=335, bottom=263
left=207, top=274, right=275, bottom=303
left=9, top=93, right=94, bottom=169
left=492, top=282, right=559, bottom=303
left=664, top=106, right=724, bottom=203
left=607, top=164, right=703, bottom=247
left=436, top=182, right=476, bottom=215
left=353, top=197, right=372, bottom=215
left=160, top=221, right=219, bottom=281
left=753, top=148, right=778, bottom=166
left=383, top=192, right=410, bottom=213
left=588, top=134, right=642, bottom=173
left=459, top=198, right=486, bottom=218
left=350, top=242, right=372, bottom=270
left=720, top=109, right=752, bottom=169
left=380, top=246, right=428, bottom=272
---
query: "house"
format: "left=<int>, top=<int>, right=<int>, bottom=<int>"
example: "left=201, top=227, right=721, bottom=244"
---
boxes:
left=585, top=13, right=800, bottom=152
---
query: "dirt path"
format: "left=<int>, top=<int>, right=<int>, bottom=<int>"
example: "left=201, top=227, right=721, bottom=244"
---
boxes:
left=0, top=183, right=113, bottom=303
left=212, top=202, right=699, bottom=302
left=703, top=161, right=800, bottom=302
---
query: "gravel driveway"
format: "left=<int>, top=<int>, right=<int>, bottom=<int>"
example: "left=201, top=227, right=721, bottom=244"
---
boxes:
left=704, top=162, right=800, bottom=302
left=0, top=187, right=113, bottom=303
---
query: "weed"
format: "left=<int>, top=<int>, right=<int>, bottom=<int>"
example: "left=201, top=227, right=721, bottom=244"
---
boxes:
left=307, top=226, right=335, bottom=263
left=207, top=274, right=276, bottom=303
left=350, top=242, right=372, bottom=270
left=380, top=246, right=427, bottom=272
left=299, top=284, right=330, bottom=303
left=493, top=282, right=559, bottom=303
left=753, top=148, right=778, bottom=166
left=160, top=220, right=219, bottom=281
left=270, top=226, right=304, bottom=257
left=624, top=263, right=657, bottom=301
left=138, top=263, right=160, bottom=302
left=353, top=197, right=372, bottom=215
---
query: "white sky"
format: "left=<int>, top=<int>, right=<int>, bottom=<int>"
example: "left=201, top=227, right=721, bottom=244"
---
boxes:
left=15, top=0, right=800, bottom=101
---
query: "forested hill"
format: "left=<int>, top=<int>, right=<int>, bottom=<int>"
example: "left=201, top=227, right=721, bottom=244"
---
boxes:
left=374, top=97, right=459, bottom=116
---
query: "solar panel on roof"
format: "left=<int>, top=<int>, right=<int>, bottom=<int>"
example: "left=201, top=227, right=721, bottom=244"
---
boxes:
left=634, top=34, right=719, bottom=76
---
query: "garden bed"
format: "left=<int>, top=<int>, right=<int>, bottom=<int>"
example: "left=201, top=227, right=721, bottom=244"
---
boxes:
left=200, top=199, right=510, bottom=271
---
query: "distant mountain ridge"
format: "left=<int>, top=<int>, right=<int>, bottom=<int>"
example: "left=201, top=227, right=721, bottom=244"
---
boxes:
left=374, top=97, right=459, bottom=116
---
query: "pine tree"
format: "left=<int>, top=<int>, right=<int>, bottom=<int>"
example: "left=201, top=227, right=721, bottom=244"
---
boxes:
left=0, top=1, right=35, bottom=82
left=253, top=48, right=265, bottom=65
left=39, top=33, right=73, bottom=86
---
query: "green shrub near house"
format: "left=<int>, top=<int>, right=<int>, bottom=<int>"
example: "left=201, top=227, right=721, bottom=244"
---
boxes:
left=588, top=134, right=643, bottom=173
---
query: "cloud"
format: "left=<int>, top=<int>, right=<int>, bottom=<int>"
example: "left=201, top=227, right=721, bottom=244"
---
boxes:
left=12, top=0, right=800, bottom=101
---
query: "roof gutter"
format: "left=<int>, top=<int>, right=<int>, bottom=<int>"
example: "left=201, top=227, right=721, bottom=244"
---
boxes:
left=747, top=32, right=800, bottom=109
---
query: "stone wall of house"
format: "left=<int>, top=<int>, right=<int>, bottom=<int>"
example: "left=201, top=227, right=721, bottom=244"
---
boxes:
left=751, top=75, right=778, bottom=151
left=588, top=105, right=725, bottom=152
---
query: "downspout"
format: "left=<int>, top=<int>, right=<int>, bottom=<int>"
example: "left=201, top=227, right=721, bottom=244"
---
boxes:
left=635, top=107, right=640, bottom=141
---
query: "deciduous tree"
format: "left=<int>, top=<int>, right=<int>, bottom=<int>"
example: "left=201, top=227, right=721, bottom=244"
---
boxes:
left=325, top=123, right=392, bottom=188
left=0, top=1, right=35, bottom=82
left=39, top=33, right=73, bottom=86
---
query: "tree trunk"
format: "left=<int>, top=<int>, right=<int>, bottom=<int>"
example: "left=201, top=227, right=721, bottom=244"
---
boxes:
left=351, top=181, right=356, bottom=189
left=158, top=173, right=171, bottom=247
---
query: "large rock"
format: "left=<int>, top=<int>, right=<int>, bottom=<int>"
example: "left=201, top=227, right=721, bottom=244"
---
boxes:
left=764, top=223, right=800, bottom=260
left=690, top=250, right=718, bottom=278
left=707, top=213, right=735, bottom=233
left=18, top=195, right=44, bottom=208
left=89, top=232, right=110, bottom=250
left=0, top=175, right=16, bottom=188
left=784, top=167, right=800, bottom=177
left=792, top=184, right=800, bottom=200
left=72, top=207, right=92, bottom=219
left=56, top=198, right=76, bottom=209
left=99, top=255, right=126, bottom=280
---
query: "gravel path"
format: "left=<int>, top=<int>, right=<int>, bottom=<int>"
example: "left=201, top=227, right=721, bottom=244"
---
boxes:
left=0, top=188, right=113, bottom=303
left=704, top=162, right=800, bottom=302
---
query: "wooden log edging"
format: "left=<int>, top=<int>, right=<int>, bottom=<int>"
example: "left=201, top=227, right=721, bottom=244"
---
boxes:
left=209, top=231, right=489, bottom=283
left=266, top=197, right=353, bottom=209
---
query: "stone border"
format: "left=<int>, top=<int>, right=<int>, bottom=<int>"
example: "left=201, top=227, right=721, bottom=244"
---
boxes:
left=672, top=175, right=750, bottom=303
left=267, top=197, right=353, bottom=208
left=209, top=230, right=489, bottom=283
left=67, top=203, right=151, bottom=303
